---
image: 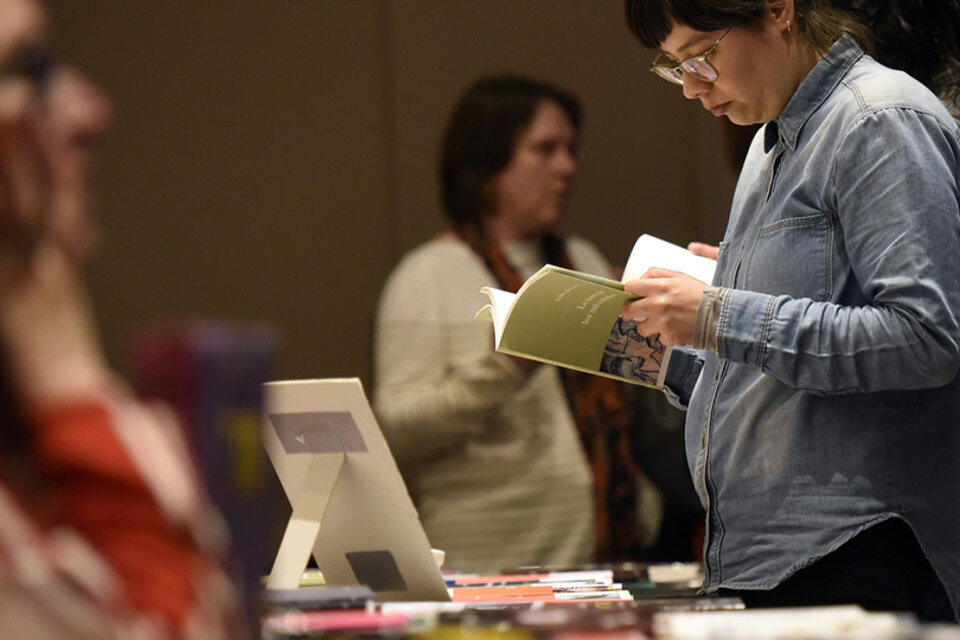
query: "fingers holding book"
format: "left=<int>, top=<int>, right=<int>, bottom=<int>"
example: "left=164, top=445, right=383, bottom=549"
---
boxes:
left=621, top=267, right=707, bottom=347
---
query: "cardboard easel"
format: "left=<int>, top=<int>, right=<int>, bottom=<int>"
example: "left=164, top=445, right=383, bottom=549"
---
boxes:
left=261, top=378, right=450, bottom=602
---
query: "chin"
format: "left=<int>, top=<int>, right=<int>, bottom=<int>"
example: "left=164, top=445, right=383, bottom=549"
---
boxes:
left=546, top=207, right=566, bottom=227
left=727, top=113, right=756, bottom=126
left=723, top=106, right=761, bottom=127
left=522, top=216, right=559, bottom=238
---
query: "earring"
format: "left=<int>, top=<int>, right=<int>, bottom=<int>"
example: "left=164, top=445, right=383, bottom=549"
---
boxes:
left=786, top=19, right=792, bottom=32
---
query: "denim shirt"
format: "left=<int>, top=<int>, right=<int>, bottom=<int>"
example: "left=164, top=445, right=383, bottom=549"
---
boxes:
left=665, top=35, right=960, bottom=616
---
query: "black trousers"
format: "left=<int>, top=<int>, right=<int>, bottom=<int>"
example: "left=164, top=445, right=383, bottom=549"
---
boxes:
left=719, top=518, right=955, bottom=622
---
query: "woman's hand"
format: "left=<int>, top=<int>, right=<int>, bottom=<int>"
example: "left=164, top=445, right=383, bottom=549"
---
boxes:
left=0, top=75, right=110, bottom=409
left=0, top=243, right=111, bottom=408
left=0, top=78, right=50, bottom=293
left=621, top=268, right=707, bottom=347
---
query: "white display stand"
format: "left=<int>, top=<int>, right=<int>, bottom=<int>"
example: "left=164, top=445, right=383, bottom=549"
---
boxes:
left=262, top=378, right=450, bottom=602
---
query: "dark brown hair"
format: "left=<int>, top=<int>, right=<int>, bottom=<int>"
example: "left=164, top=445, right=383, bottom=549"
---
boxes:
left=439, top=75, right=581, bottom=227
left=623, top=0, right=873, bottom=57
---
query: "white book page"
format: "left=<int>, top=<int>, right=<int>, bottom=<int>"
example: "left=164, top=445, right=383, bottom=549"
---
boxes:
left=622, top=234, right=717, bottom=284
left=478, top=287, right=516, bottom=348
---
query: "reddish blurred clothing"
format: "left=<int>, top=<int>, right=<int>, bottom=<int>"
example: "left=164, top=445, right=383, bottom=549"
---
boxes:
left=0, top=386, right=246, bottom=639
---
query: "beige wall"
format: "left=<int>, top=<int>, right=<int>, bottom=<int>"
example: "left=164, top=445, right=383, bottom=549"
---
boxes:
left=46, top=1, right=738, bottom=386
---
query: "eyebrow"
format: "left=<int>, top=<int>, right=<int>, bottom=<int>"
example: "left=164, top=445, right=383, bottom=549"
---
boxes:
left=661, top=33, right=714, bottom=62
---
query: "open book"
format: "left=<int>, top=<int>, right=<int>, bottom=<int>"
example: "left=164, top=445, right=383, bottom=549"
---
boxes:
left=476, top=234, right=716, bottom=388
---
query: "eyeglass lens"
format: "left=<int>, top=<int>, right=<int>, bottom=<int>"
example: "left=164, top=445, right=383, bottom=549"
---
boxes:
left=682, top=57, right=719, bottom=82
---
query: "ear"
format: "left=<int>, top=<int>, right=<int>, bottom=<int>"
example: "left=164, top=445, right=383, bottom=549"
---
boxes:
left=768, top=0, right=795, bottom=32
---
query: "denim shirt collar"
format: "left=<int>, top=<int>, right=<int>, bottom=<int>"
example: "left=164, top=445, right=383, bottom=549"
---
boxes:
left=763, top=34, right=864, bottom=152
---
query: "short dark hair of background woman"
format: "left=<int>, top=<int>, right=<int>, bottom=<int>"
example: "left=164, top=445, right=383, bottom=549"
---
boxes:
left=439, top=75, right=582, bottom=229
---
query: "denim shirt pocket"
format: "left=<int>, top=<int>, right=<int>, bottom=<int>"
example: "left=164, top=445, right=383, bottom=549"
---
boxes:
left=743, top=213, right=834, bottom=301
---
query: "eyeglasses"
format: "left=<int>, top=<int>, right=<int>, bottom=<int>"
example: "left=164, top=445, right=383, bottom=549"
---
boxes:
left=650, top=27, right=733, bottom=86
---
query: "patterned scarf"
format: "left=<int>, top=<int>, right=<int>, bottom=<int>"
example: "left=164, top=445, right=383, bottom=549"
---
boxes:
left=458, top=223, right=645, bottom=562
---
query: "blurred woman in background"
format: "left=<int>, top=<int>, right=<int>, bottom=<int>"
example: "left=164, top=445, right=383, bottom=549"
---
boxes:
left=374, top=75, right=652, bottom=572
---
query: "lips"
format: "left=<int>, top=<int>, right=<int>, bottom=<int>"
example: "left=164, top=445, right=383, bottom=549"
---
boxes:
left=707, top=102, right=731, bottom=117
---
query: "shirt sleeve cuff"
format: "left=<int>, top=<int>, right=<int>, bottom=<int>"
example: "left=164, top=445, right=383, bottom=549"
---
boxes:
left=694, top=286, right=727, bottom=351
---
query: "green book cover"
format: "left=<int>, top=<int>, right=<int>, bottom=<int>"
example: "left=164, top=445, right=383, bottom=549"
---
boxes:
left=475, top=234, right=719, bottom=388
left=477, top=265, right=667, bottom=388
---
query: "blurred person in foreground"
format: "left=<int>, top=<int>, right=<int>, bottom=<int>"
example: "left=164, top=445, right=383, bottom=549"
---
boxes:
left=0, top=0, right=245, bottom=636
left=617, top=0, right=960, bottom=620
left=373, top=75, right=657, bottom=572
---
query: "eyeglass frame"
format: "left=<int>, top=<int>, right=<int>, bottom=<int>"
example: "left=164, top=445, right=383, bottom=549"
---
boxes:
left=650, top=26, right=734, bottom=86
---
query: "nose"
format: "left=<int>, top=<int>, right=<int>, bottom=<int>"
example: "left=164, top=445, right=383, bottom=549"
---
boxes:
left=45, top=66, right=113, bottom=150
left=681, top=74, right=711, bottom=100
left=555, top=145, right=578, bottom=178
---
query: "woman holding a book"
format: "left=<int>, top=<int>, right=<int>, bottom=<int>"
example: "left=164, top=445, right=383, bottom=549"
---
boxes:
left=616, top=0, right=960, bottom=621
